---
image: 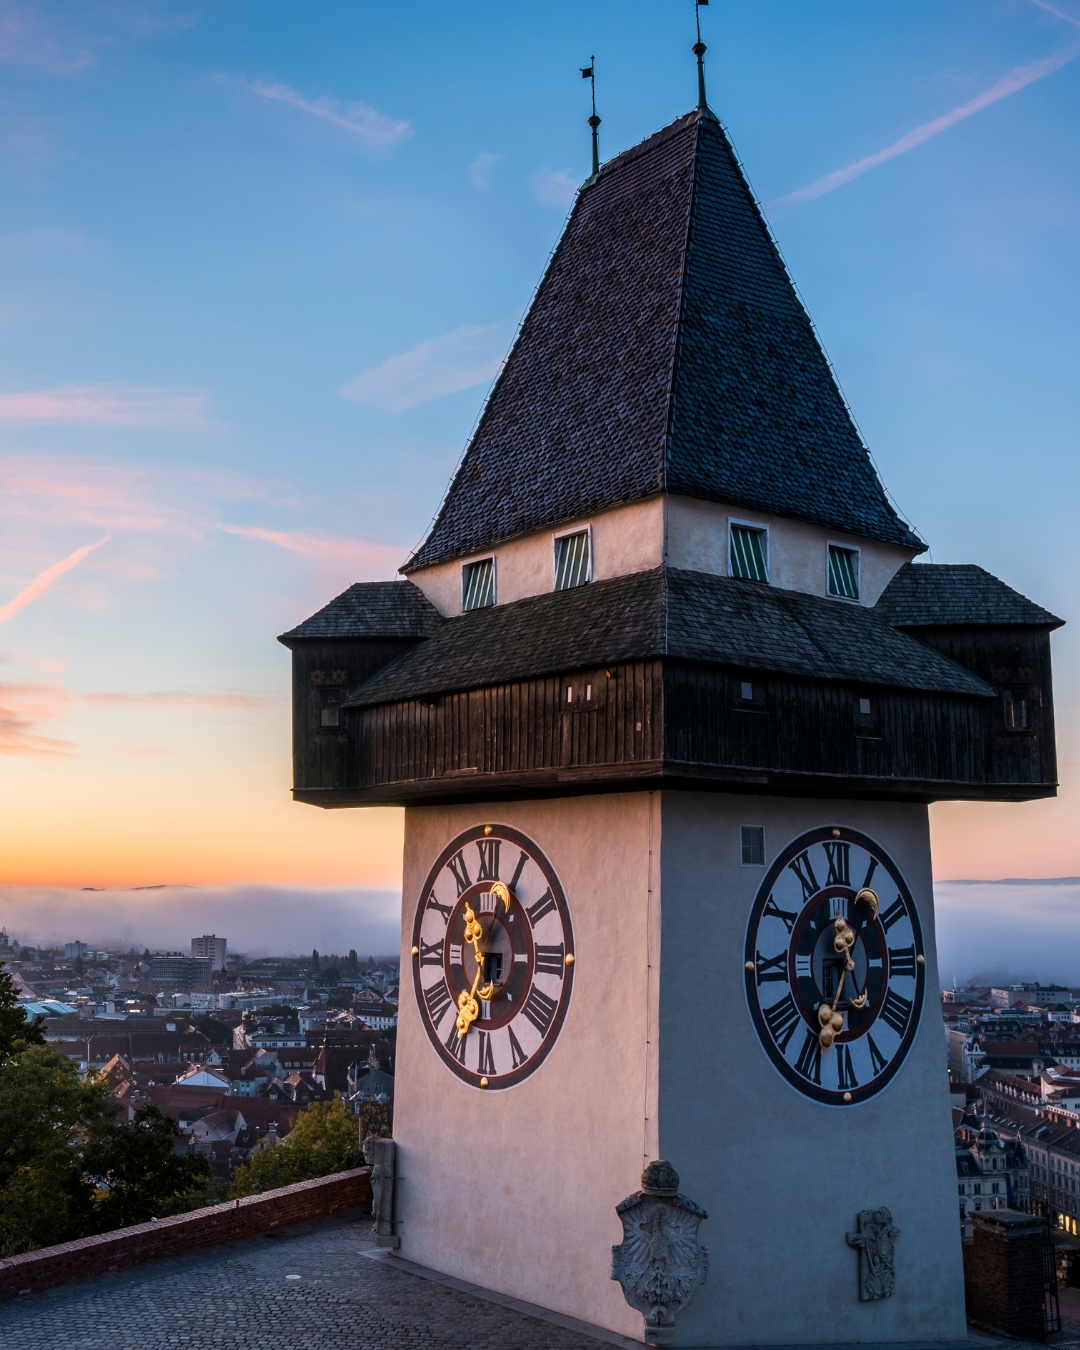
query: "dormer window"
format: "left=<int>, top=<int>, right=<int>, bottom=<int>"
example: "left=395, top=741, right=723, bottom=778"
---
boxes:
left=828, top=544, right=860, bottom=600
left=729, top=523, right=768, bottom=582
left=462, top=557, right=495, bottom=612
left=554, top=528, right=591, bottom=591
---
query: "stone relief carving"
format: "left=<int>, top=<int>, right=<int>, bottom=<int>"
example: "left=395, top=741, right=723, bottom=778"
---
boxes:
left=363, top=1136, right=399, bottom=1249
left=611, top=1160, right=709, bottom=1346
left=846, top=1207, right=900, bottom=1301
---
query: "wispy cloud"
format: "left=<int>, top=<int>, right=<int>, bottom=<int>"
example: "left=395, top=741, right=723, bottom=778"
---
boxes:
left=772, top=42, right=1080, bottom=215
left=340, top=315, right=517, bottom=414
left=243, top=79, right=412, bottom=151
left=82, top=689, right=282, bottom=712
left=0, top=534, right=110, bottom=624
left=469, top=152, right=502, bottom=190
left=0, top=2, right=94, bottom=74
left=0, top=681, right=73, bottom=757
left=0, top=384, right=209, bottom=428
left=1030, top=0, right=1080, bottom=31
left=531, top=167, right=578, bottom=210
left=217, top=524, right=403, bottom=578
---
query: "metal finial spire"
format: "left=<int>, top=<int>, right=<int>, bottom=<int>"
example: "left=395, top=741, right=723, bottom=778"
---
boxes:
left=581, top=56, right=600, bottom=184
left=693, top=0, right=709, bottom=112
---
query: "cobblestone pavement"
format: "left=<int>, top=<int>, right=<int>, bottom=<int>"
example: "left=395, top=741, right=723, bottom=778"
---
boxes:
left=0, top=1213, right=612, bottom=1350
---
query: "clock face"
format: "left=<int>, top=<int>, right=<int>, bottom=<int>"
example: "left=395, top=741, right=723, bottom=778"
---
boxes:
left=744, top=826, right=925, bottom=1106
left=411, top=825, right=574, bottom=1089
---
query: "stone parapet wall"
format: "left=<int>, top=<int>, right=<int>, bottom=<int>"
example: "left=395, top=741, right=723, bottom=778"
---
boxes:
left=0, top=1167, right=372, bottom=1303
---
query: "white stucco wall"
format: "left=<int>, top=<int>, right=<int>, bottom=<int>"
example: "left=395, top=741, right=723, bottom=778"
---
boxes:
left=657, top=791, right=965, bottom=1347
left=406, top=495, right=915, bottom=617
left=392, top=791, right=965, bottom=1346
left=395, top=793, right=661, bottom=1342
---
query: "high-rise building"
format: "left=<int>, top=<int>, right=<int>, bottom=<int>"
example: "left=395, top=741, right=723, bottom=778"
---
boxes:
left=152, top=955, right=212, bottom=988
left=191, top=934, right=227, bottom=971
left=64, top=941, right=89, bottom=960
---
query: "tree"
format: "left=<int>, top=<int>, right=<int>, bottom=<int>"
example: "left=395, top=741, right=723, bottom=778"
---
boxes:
left=229, top=1098, right=363, bottom=1197
left=190, top=1014, right=232, bottom=1046
left=0, top=960, right=45, bottom=1061
left=73, top=954, right=84, bottom=976
left=357, top=1097, right=393, bottom=1141
left=311, top=949, right=320, bottom=973
left=85, top=1105, right=218, bottom=1228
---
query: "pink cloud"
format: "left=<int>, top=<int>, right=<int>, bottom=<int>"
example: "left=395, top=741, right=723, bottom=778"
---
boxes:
left=0, top=681, right=73, bottom=757
left=772, top=41, right=1080, bottom=214
left=82, top=690, right=282, bottom=712
left=1030, top=1, right=1080, bottom=31
left=0, top=534, right=110, bottom=624
left=0, top=385, right=209, bottom=428
left=243, top=79, right=412, bottom=151
left=217, top=523, right=403, bottom=577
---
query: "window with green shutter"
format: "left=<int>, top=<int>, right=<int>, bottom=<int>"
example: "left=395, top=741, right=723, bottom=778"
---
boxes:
left=729, top=524, right=768, bottom=582
left=461, top=557, right=495, bottom=611
left=554, top=529, right=590, bottom=591
left=827, top=545, right=860, bottom=600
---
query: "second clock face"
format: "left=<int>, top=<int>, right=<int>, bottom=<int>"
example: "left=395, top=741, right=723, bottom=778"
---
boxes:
left=744, top=826, right=925, bottom=1106
left=411, top=825, right=574, bottom=1089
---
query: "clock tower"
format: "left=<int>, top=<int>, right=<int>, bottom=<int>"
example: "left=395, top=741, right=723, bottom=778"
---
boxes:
left=280, top=90, right=1062, bottom=1347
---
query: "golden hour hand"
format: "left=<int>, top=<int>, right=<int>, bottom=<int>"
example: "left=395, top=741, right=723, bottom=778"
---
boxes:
left=818, top=915, right=860, bottom=1050
left=455, top=884, right=514, bottom=1038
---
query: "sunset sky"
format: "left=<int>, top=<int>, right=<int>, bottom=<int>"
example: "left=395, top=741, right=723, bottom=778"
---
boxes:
left=1, top=1, right=1078, bottom=952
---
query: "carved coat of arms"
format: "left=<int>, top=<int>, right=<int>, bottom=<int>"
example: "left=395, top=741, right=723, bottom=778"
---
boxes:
left=611, top=1160, right=708, bottom=1345
left=846, top=1207, right=900, bottom=1301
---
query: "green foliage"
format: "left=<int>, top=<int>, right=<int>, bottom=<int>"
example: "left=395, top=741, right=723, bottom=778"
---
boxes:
left=357, top=1098, right=393, bottom=1141
left=0, top=1044, right=109, bottom=1249
left=0, top=960, right=46, bottom=1061
left=85, top=1105, right=217, bottom=1228
left=190, top=1014, right=233, bottom=1045
left=311, top=949, right=320, bottom=972
left=229, top=1098, right=363, bottom=1197
left=0, top=1035, right=216, bottom=1252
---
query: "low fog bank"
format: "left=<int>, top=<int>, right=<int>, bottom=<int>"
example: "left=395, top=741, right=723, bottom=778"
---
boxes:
left=0, top=884, right=401, bottom=958
left=934, top=878, right=1080, bottom=989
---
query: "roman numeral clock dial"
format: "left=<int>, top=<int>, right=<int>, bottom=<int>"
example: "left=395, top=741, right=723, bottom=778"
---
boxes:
left=411, top=826, right=575, bottom=1089
left=744, top=827, right=926, bottom=1106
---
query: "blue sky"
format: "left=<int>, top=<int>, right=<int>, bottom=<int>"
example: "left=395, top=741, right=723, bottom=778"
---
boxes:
left=0, top=1, right=1078, bottom=936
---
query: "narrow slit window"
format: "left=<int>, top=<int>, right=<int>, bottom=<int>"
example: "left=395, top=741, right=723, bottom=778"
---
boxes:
left=741, top=826, right=765, bottom=866
left=729, top=525, right=768, bottom=582
left=554, top=529, right=590, bottom=591
left=462, top=557, right=495, bottom=612
left=828, top=545, right=860, bottom=599
left=1003, top=689, right=1029, bottom=731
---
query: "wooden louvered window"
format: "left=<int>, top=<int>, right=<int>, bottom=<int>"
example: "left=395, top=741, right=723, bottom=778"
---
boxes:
left=1003, top=689, right=1029, bottom=732
left=828, top=544, right=860, bottom=599
left=554, top=528, right=590, bottom=591
left=729, top=524, right=768, bottom=582
left=461, top=557, right=495, bottom=612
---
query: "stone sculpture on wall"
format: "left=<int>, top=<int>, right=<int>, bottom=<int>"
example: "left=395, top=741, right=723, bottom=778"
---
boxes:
left=611, top=1160, right=708, bottom=1346
left=846, top=1207, right=900, bottom=1301
left=363, top=1135, right=399, bottom=1249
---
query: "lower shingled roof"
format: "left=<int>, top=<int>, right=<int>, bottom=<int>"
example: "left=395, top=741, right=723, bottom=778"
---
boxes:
left=344, top=567, right=995, bottom=707
left=875, top=564, right=1063, bottom=630
left=279, top=581, right=442, bottom=643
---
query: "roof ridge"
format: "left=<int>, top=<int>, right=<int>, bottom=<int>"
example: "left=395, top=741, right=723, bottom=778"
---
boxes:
left=660, top=118, right=701, bottom=496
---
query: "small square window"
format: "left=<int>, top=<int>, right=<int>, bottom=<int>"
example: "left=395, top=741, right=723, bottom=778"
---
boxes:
left=554, top=529, right=590, bottom=591
left=740, top=681, right=754, bottom=702
left=320, top=691, right=340, bottom=728
left=859, top=698, right=871, bottom=716
left=741, top=826, right=765, bottom=866
left=729, top=524, right=768, bottom=582
left=1003, top=689, right=1029, bottom=731
left=828, top=545, right=860, bottom=600
left=462, top=557, right=495, bottom=612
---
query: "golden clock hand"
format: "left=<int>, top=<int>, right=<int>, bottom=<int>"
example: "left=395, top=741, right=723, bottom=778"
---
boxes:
left=818, top=916, right=857, bottom=1049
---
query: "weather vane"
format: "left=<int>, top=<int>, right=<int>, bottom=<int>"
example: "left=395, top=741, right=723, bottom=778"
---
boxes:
left=580, top=56, right=600, bottom=183
left=694, top=0, right=709, bottom=112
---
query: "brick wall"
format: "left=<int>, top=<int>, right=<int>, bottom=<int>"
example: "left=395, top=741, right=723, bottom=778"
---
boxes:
left=963, top=1209, right=1049, bottom=1339
left=0, top=1166, right=372, bottom=1303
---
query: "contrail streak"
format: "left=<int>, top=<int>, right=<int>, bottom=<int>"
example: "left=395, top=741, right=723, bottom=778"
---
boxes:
left=772, top=42, right=1080, bottom=214
left=0, top=535, right=111, bottom=623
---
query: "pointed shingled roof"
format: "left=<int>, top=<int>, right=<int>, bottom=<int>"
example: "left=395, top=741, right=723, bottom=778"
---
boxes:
left=405, top=109, right=923, bottom=573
